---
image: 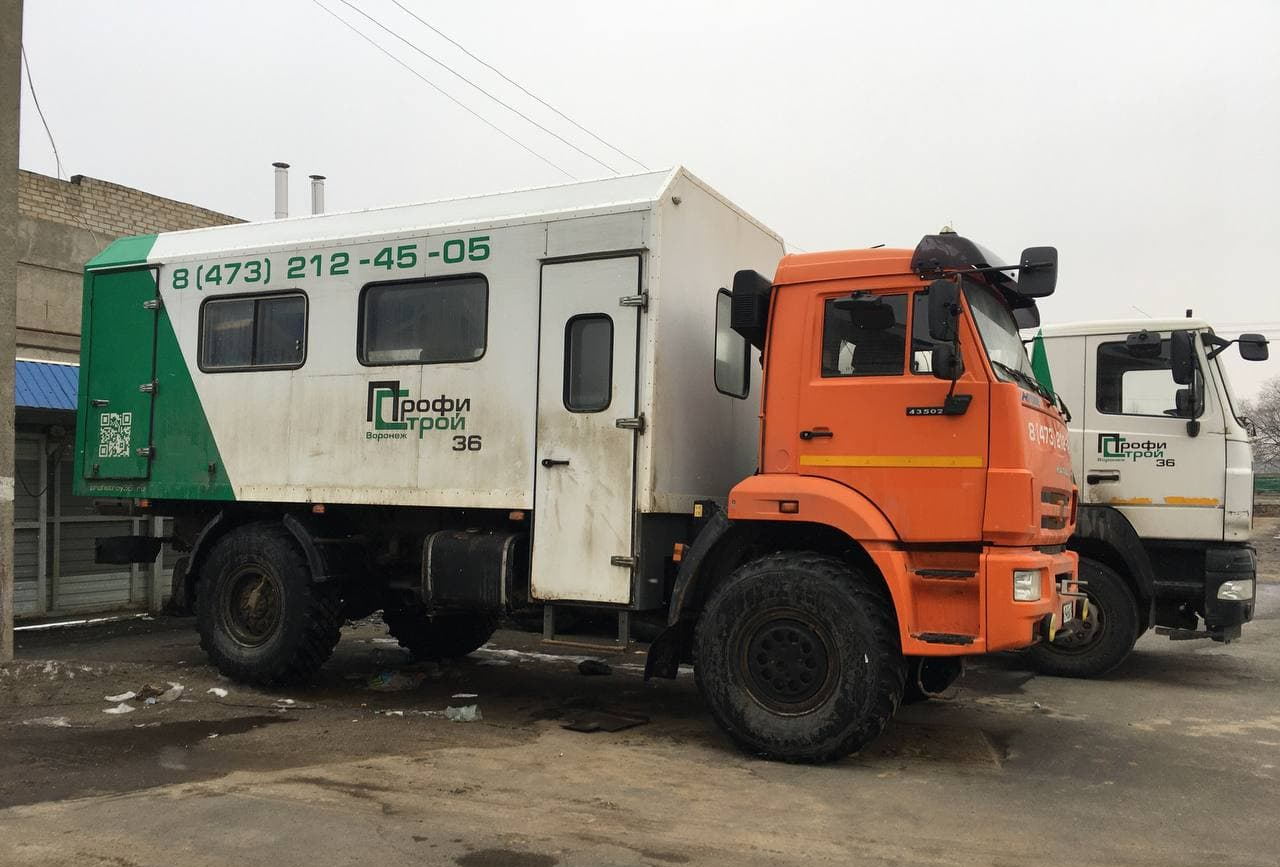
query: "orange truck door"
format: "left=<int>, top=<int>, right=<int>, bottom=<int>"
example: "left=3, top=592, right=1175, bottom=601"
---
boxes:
left=794, top=288, right=989, bottom=542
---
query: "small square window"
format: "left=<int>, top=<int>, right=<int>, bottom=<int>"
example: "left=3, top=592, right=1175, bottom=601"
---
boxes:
left=360, top=276, right=488, bottom=366
left=564, top=314, right=613, bottom=412
left=200, top=293, right=306, bottom=372
left=821, top=294, right=907, bottom=377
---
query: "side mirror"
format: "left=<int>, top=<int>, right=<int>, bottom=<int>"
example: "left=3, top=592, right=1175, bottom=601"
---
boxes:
left=1174, top=387, right=1195, bottom=418
left=927, top=279, right=960, bottom=342
left=1170, top=331, right=1196, bottom=385
left=931, top=342, right=963, bottom=381
left=1239, top=333, right=1270, bottom=361
left=1125, top=329, right=1163, bottom=359
left=1013, top=303, right=1040, bottom=330
left=1016, top=247, right=1058, bottom=297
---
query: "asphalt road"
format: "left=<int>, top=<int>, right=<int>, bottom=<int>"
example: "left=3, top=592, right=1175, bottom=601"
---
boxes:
left=2, top=526, right=1278, bottom=867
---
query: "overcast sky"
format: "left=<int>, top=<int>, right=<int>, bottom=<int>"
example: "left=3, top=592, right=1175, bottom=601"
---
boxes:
left=17, top=0, right=1280, bottom=396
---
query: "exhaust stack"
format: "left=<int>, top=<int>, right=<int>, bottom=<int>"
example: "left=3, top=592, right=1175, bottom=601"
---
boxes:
left=272, top=162, right=289, bottom=219
left=309, top=174, right=326, bottom=215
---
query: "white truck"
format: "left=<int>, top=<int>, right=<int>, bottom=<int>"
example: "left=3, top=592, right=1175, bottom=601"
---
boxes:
left=1028, top=319, right=1269, bottom=675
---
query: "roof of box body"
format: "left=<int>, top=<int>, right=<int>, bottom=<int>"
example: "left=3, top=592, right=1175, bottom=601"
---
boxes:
left=88, top=167, right=779, bottom=268
left=1038, top=318, right=1213, bottom=338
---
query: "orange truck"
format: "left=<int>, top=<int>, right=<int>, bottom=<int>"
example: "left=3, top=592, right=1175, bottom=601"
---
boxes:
left=646, top=231, right=1079, bottom=762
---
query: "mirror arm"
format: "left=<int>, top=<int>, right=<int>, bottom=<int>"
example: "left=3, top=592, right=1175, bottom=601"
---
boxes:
left=1202, top=332, right=1231, bottom=361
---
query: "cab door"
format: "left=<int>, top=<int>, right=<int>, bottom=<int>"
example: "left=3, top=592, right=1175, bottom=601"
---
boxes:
left=530, top=256, right=641, bottom=603
left=793, top=289, right=989, bottom=542
left=1082, top=331, right=1225, bottom=540
left=80, top=267, right=159, bottom=480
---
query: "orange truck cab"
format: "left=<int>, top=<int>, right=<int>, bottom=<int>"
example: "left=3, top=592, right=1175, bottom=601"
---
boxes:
left=646, top=232, right=1079, bottom=763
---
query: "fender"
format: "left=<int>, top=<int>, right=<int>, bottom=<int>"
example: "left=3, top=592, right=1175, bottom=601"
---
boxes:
left=645, top=476, right=904, bottom=680
left=177, top=510, right=356, bottom=613
left=1073, top=504, right=1156, bottom=605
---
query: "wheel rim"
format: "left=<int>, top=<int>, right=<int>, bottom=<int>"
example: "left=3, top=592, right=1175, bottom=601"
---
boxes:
left=220, top=564, right=284, bottom=647
left=738, top=610, right=837, bottom=715
left=1051, top=589, right=1106, bottom=653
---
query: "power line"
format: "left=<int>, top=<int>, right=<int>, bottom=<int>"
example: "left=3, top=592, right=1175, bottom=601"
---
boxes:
left=333, top=0, right=620, bottom=175
left=309, top=0, right=575, bottom=179
left=20, top=43, right=62, bottom=180
left=388, top=0, right=649, bottom=172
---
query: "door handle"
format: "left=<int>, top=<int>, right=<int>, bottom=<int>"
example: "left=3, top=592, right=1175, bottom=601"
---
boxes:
left=90, top=398, right=109, bottom=407
left=1086, top=471, right=1120, bottom=484
left=540, top=458, right=570, bottom=468
left=799, top=429, right=834, bottom=440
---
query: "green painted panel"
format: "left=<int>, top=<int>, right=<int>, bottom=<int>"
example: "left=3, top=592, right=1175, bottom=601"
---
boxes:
left=86, top=234, right=158, bottom=270
left=80, top=269, right=157, bottom=479
left=146, top=305, right=236, bottom=501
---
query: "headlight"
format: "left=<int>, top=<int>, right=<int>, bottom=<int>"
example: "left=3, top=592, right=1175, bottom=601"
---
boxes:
left=1217, top=579, right=1254, bottom=601
left=1013, top=569, right=1042, bottom=601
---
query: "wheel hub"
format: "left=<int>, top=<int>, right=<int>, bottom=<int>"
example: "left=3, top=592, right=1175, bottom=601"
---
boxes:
left=222, top=566, right=283, bottom=647
left=741, top=615, right=833, bottom=712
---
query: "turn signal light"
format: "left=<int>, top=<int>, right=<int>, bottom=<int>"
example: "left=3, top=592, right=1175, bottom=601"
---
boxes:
left=779, top=500, right=800, bottom=514
left=672, top=542, right=687, bottom=562
left=312, top=503, right=326, bottom=514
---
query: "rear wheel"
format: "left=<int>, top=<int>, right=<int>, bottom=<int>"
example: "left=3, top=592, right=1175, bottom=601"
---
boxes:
left=383, top=608, right=498, bottom=660
left=694, top=552, right=905, bottom=763
left=196, top=522, right=342, bottom=686
left=1026, top=557, right=1140, bottom=678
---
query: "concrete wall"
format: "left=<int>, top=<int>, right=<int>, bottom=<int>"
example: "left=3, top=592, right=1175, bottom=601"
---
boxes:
left=2, top=0, right=24, bottom=660
left=15, top=171, right=242, bottom=362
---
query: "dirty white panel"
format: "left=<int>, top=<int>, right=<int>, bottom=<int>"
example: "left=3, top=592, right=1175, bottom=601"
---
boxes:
left=531, top=256, right=641, bottom=603
left=639, top=172, right=784, bottom=513
left=546, top=211, right=646, bottom=258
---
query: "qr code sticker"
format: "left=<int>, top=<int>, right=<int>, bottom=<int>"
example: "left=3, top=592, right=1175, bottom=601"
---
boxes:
left=98, top=411, right=133, bottom=458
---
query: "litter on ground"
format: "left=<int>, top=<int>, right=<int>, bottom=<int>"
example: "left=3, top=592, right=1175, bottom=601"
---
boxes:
left=207, top=687, right=229, bottom=698
left=104, top=691, right=137, bottom=702
left=103, top=703, right=136, bottom=715
left=445, top=705, right=482, bottom=722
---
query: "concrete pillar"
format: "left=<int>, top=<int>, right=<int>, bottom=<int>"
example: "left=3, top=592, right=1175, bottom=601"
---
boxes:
left=1, top=0, right=25, bottom=661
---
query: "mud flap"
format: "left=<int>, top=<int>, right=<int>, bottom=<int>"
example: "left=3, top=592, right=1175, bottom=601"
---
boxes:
left=644, top=620, right=692, bottom=680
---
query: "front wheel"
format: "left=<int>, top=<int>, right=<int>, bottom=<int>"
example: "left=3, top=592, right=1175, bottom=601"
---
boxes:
left=694, top=552, right=906, bottom=763
left=196, top=522, right=342, bottom=686
left=1026, top=557, right=1140, bottom=678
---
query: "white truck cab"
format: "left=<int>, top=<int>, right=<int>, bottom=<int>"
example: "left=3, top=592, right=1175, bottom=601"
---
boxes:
left=1028, top=318, right=1269, bottom=676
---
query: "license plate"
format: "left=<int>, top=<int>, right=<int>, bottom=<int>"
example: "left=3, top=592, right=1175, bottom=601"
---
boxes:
left=1061, top=601, right=1074, bottom=625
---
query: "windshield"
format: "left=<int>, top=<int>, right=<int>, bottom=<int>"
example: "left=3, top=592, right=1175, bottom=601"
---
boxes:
left=1212, top=344, right=1246, bottom=425
left=963, top=282, right=1037, bottom=385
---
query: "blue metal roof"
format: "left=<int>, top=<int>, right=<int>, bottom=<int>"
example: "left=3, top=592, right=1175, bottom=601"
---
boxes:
left=16, top=360, right=79, bottom=411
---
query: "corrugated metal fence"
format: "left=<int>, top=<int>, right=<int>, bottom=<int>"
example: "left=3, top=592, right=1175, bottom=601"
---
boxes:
left=13, top=433, right=172, bottom=618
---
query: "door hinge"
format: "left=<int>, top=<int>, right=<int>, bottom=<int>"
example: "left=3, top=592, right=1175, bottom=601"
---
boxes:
left=619, top=293, right=648, bottom=309
left=138, top=381, right=158, bottom=394
left=142, top=298, right=164, bottom=311
left=615, top=414, right=645, bottom=433
left=136, top=446, right=155, bottom=458
left=610, top=556, right=637, bottom=569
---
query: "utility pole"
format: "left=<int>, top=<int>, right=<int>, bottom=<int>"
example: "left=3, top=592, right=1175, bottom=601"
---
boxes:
left=1, top=0, right=25, bottom=662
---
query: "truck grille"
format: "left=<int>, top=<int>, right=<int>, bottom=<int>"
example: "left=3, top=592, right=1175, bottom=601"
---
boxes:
left=1040, top=487, right=1072, bottom=531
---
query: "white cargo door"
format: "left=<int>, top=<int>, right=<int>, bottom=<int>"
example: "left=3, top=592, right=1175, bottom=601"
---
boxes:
left=532, top=256, right=641, bottom=603
left=1082, top=331, right=1226, bottom=540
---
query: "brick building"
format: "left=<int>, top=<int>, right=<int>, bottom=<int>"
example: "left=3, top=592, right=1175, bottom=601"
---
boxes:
left=13, top=171, right=240, bottom=618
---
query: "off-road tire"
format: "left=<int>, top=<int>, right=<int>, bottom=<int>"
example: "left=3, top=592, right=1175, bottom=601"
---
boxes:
left=383, top=608, right=499, bottom=660
left=694, top=552, right=906, bottom=763
left=196, top=522, right=342, bottom=686
left=1026, top=557, right=1140, bottom=678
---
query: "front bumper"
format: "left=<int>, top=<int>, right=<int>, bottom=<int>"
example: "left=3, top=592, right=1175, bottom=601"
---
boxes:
left=1203, top=544, right=1257, bottom=638
left=985, top=547, right=1080, bottom=653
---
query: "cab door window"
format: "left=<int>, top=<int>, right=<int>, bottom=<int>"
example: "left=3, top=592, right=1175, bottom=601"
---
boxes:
left=1096, top=336, right=1202, bottom=418
left=820, top=294, right=908, bottom=377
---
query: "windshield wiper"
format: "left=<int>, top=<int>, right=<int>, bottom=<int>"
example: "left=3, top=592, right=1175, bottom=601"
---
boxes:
left=992, top=359, right=1072, bottom=421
